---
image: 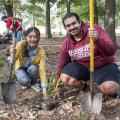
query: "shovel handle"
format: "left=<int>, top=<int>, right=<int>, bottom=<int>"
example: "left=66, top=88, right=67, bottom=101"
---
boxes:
left=90, top=0, right=94, bottom=72
left=89, top=0, right=94, bottom=94
left=10, top=9, right=16, bottom=64
left=9, top=13, right=16, bottom=82
left=10, top=33, right=16, bottom=64
left=9, top=33, right=16, bottom=82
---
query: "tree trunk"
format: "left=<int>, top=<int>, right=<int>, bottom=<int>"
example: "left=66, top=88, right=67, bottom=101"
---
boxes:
left=94, top=0, right=98, bottom=24
left=67, top=0, right=71, bottom=14
left=45, top=0, right=52, bottom=38
left=104, top=0, right=116, bottom=42
left=33, top=15, right=35, bottom=27
left=4, top=4, right=13, bottom=16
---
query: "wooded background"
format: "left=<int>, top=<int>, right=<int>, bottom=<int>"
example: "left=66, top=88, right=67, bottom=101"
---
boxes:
left=0, top=0, right=120, bottom=41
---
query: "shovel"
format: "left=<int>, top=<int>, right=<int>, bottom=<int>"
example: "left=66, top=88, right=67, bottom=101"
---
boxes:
left=1, top=18, right=16, bottom=104
left=81, top=0, right=102, bottom=114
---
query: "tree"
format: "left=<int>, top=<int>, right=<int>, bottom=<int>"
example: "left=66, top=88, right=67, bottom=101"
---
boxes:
left=24, top=0, right=54, bottom=38
left=25, top=0, right=45, bottom=26
left=4, top=3, right=13, bottom=16
left=67, top=0, right=71, bottom=14
left=45, top=0, right=52, bottom=38
left=104, top=0, right=116, bottom=42
left=94, top=0, right=98, bottom=24
left=2, top=0, right=14, bottom=16
left=57, top=0, right=71, bottom=14
left=115, top=0, right=120, bottom=26
left=0, top=0, right=21, bottom=16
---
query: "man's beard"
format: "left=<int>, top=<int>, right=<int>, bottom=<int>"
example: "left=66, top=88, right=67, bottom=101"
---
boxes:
left=70, top=28, right=81, bottom=36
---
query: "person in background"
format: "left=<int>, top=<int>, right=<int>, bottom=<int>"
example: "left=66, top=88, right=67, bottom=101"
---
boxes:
left=10, top=27, right=47, bottom=98
left=56, top=12, right=120, bottom=98
left=1, top=16, right=23, bottom=43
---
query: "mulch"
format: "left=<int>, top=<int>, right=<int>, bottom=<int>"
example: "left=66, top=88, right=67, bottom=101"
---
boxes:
left=0, top=38, right=120, bottom=120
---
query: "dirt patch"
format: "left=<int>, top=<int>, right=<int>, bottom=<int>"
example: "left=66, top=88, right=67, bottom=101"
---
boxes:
left=0, top=38, right=120, bottom=120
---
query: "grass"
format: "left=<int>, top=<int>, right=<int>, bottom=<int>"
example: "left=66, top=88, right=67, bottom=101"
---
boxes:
left=0, top=54, right=5, bottom=67
left=78, top=108, right=88, bottom=120
left=0, top=54, right=16, bottom=80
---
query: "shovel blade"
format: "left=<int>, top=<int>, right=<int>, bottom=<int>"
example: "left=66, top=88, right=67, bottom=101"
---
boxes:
left=91, top=93, right=102, bottom=114
left=81, top=92, right=102, bottom=114
left=81, top=92, right=92, bottom=112
left=1, top=82, right=16, bottom=104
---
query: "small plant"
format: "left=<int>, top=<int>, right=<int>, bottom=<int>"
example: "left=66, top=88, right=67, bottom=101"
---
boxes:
left=47, top=71, right=64, bottom=99
left=0, top=54, right=5, bottom=67
left=12, top=69, right=17, bottom=80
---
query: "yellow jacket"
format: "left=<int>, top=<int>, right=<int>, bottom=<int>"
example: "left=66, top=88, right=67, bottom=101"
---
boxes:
left=15, top=40, right=47, bottom=84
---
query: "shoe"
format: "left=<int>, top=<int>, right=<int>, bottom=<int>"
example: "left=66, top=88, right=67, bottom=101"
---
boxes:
left=103, top=93, right=120, bottom=101
left=21, top=86, right=27, bottom=90
left=113, top=93, right=120, bottom=99
left=82, top=82, right=89, bottom=92
left=31, top=83, right=42, bottom=92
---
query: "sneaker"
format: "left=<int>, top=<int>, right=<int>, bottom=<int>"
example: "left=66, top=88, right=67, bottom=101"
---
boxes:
left=113, top=93, right=120, bottom=99
left=21, top=86, right=27, bottom=90
left=103, top=93, right=120, bottom=101
left=82, top=82, right=88, bottom=91
left=31, top=83, right=42, bottom=92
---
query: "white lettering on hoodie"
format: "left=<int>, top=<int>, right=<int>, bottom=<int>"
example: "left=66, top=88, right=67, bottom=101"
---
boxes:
left=68, top=44, right=90, bottom=60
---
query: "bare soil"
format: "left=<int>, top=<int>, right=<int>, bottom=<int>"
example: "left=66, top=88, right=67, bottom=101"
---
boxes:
left=0, top=37, right=120, bottom=120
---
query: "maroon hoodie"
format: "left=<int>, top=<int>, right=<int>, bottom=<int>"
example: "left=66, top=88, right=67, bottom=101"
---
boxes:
left=57, top=23, right=117, bottom=73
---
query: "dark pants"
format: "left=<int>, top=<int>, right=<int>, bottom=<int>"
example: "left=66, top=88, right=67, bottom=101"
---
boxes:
left=61, top=62, right=120, bottom=85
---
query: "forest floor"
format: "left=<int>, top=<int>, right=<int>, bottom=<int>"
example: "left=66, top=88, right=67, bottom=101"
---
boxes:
left=0, top=37, right=120, bottom=120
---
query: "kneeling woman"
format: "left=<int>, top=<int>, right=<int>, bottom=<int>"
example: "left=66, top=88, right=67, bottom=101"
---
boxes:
left=11, top=27, right=47, bottom=98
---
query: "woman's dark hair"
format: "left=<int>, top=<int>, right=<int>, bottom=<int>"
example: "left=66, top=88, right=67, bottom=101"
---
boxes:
left=25, top=27, right=40, bottom=39
left=62, top=12, right=80, bottom=27
left=24, top=27, right=40, bottom=57
left=1, top=16, right=8, bottom=21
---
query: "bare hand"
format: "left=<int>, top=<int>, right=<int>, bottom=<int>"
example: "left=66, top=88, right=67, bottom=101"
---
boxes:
left=55, top=71, right=60, bottom=80
left=88, top=28, right=98, bottom=41
left=10, top=25, right=13, bottom=30
left=10, top=45, right=16, bottom=53
left=43, top=88, right=48, bottom=100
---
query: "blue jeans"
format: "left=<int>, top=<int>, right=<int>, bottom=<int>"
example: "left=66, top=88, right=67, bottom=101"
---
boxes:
left=16, top=31, right=23, bottom=43
left=16, top=65, right=39, bottom=86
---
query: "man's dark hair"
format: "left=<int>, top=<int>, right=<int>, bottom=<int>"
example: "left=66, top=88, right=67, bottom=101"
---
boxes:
left=1, top=16, right=8, bottom=21
left=62, top=12, right=80, bottom=27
